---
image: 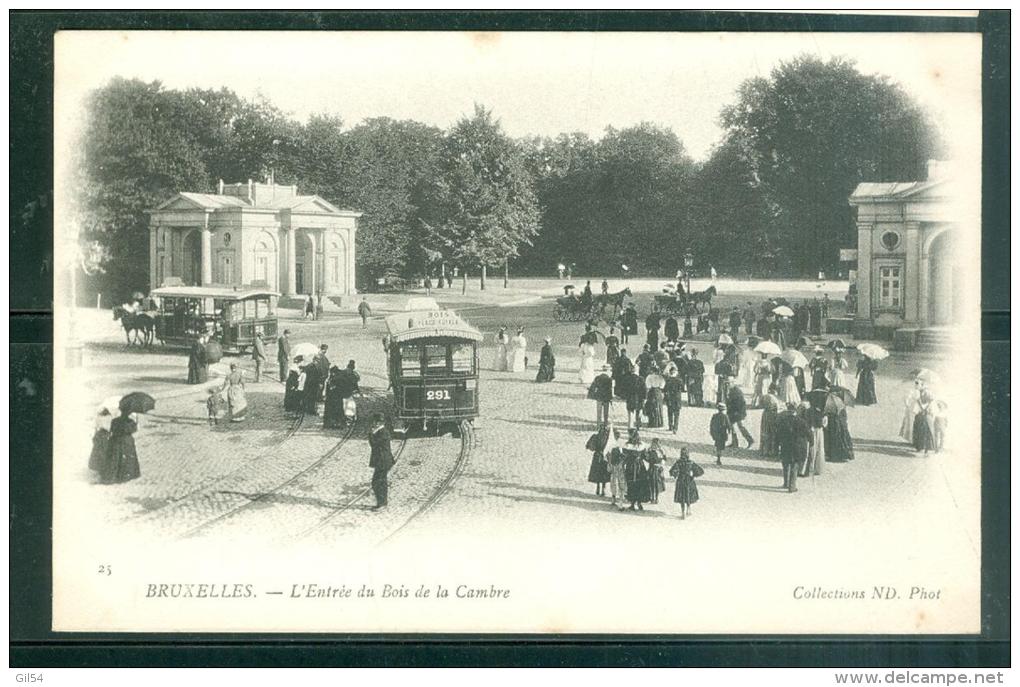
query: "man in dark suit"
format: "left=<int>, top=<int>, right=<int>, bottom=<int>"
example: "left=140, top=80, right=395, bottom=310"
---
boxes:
left=276, top=329, right=291, bottom=382
left=775, top=402, right=811, bottom=492
left=368, top=413, right=395, bottom=510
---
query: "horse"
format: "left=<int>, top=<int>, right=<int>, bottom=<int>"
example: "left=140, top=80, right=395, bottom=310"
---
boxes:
left=112, top=306, right=156, bottom=346
left=687, top=285, right=717, bottom=313
left=595, top=287, right=632, bottom=319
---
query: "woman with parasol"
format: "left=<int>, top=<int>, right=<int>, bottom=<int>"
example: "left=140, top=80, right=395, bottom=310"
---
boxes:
left=221, top=362, right=249, bottom=422
left=899, top=379, right=923, bottom=444
left=855, top=343, right=886, bottom=406
left=98, top=393, right=152, bottom=484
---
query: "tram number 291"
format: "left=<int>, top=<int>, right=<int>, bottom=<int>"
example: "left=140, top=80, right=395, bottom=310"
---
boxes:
left=425, top=389, right=452, bottom=401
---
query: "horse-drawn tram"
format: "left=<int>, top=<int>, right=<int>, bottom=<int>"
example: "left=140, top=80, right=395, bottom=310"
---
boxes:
left=150, top=286, right=279, bottom=353
left=385, top=310, right=482, bottom=427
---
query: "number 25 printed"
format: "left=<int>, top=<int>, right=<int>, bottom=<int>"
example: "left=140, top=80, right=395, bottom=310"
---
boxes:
left=425, top=389, right=451, bottom=401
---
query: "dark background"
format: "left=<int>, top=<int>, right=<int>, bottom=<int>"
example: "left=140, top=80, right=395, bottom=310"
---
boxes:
left=9, top=10, right=1010, bottom=667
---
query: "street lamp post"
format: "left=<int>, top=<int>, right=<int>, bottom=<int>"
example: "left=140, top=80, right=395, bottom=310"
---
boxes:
left=684, top=251, right=694, bottom=295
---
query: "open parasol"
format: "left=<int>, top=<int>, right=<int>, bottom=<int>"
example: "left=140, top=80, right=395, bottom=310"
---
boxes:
left=806, top=389, right=845, bottom=414
left=754, top=340, right=782, bottom=356
left=772, top=305, right=795, bottom=317
left=717, top=333, right=733, bottom=346
left=826, top=385, right=857, bottom=407
left=857, top=343, right=890, bottom=360
left=908, top=368, right=941, bottom=385
left=780, top=349, right=809, bottom=369
left=119, top=391, right=156, bottom=415
left=292, top=342, right=319, bottom=362
left=827, top=338, right=849, bottom=351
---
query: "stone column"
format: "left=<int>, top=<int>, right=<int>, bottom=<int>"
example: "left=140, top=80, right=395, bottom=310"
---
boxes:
left=286, top=227, right=297, bottom=295
left=308, top=232, right=317, bottom=296
left=200, top=216, right=213, bottom=286
left=852, top=222, right=873, bottom=338
left=149, top=223, right=158, bottom=291
left=903, top=221, right=921, bottom=326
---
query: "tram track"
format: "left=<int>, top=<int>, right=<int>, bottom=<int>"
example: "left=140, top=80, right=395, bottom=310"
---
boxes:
left=129, top=410, right=305, bottom=524
left=179, top=390, right=391, bottom=540
left=378, top=420, right=475, bottom=546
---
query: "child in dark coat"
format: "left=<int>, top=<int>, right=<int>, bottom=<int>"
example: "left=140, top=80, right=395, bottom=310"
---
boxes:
left=709, top=402, right=732, bottom=466
left=206, top=388, right=224, bottom=427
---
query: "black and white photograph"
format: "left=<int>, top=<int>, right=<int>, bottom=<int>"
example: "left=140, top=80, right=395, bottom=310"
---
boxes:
left=49, top=27, right=983, bottom=635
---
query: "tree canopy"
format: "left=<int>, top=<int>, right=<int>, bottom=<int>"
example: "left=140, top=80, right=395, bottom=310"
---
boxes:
left=75, top=56, right=942, bottom=298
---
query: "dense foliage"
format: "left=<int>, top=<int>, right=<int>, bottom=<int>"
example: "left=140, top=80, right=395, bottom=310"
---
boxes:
left=76, top=56, right=941, bottom=299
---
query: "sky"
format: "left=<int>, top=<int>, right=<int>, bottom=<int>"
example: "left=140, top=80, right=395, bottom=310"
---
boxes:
left=55, top=31, right=981, bottom=162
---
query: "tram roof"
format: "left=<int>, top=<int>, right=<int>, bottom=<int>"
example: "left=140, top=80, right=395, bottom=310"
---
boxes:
left=385, top=310, right=483, bottom=343
left=150, top=285, right=280, bottom=300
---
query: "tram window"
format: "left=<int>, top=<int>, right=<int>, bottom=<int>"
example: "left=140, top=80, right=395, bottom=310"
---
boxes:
left=451, top=343, right=474, bottom=373
left=243, top=299, right=256, bottom=319
left=267, top=297, right=277, bottom=316
left=424, top=344, right=448, bottom=375
left=254, top=299, right=263, bottom=318
left=399, top=344, right=422, bottom=377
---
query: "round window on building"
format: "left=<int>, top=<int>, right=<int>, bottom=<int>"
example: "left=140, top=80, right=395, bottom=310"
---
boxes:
left=881, top=231, right=900, bottom=251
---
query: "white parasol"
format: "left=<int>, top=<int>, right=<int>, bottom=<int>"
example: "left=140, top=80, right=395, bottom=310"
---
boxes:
left=292, top=342, right=319, bottom=362
left=857, top=343, right=890, bottom=360
left=780, top=349, right=809, bottom=368
left=772, top=305, right=795, bottom=317
left=754, top=341, right=782, bottom=356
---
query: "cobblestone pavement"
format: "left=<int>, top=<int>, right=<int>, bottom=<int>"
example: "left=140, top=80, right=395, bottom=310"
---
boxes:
left=66, top=289, right=978, bottom=588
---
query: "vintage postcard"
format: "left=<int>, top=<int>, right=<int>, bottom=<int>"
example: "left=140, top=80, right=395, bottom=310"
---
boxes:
left=51, top=29, right=982, bottom=634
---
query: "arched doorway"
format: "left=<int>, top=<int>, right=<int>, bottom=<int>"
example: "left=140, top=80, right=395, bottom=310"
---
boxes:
left=181, top=230, right=202, bottom=286
left=295, top=231, right=317, bottom=295
left=927, top=231, right=957, bottom=326
left=251, top=232, right=277, bottom=290
left=326, top=233, right=347, bottom=295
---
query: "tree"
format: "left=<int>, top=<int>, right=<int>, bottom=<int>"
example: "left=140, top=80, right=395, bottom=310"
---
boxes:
left=420, top=105, right=540, bottom=288
left=77, top=78, right=219, bottom=297
left=721, top=55, right=942, bottom=275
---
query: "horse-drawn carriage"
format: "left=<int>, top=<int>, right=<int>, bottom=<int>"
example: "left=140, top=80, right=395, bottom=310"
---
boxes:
left=114, top=286, right=279, bottom=353
left=653, top=285, right=716, bottom=315
left=553, top=286, right=632, bottom=322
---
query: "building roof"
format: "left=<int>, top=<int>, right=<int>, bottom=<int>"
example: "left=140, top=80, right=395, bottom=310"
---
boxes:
left=149, top=187, right=362, bottom=216
left=849, top=178, right=951, bottom=204
left=151, top=285, right=280, bottom=299
left=385, top=310, right=483, bottom=343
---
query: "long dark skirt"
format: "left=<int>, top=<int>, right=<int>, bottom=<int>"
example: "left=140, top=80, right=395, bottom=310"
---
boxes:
left=824, top=411, right=855, bottom=462
left=284, top=372, right=302, bottom=412
left=303, top=382, right=322, bottom=415
left=587, top=451, right=611, bottom=484
left=856, top=369, right=877, bottom=405
left=101, top=435, right=141, bottom=484
left=645, top=390, right=664, bottom=428
left=535, top=362, right=555, bottom=383
left=913, top=414, right=937, bottom=452
left=624, top=460, right=650, bottom=504
left=323, top=391, right=345, bottom=428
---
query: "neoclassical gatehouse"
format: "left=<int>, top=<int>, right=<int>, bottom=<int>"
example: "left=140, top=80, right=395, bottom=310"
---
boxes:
left=848, top=161, right=960, bottom=346
left=147, top=180, right=361, bottom=297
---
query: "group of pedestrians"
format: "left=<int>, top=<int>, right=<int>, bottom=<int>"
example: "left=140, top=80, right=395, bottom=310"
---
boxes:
left=282, top=342, right=362, bottom=428
left=492, top=325, right=529, bottom=373
left=586, top=425, right=703, bottom=518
